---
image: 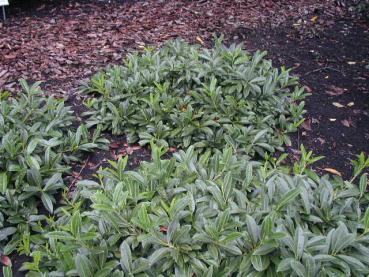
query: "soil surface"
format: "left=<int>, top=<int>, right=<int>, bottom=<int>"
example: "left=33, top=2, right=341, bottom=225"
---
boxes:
left=1, top=0, right=337, bottom=95
left=0, top=0, right=369, bottom=275
left=233, top=19, right=369, bottom=179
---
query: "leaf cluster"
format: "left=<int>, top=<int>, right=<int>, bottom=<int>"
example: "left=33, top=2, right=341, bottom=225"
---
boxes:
left=0, top=80, right=108, bottom=255
left=25, top=145, right=369, bottom=277
left=82, top=38, right=307, bottom=157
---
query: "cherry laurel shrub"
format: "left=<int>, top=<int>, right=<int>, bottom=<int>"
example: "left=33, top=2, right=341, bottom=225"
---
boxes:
left=0, top=80, right=108, bottom=256
left=82, top=38, right=308, bottom=157
left=22, top=145, right=369, bottom=277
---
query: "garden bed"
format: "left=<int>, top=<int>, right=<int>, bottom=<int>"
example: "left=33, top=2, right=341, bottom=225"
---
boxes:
left=1, top=0, right=369, bottom=276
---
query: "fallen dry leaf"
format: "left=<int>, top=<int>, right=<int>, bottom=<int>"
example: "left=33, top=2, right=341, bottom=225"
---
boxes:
left=118, top=144, right=141, bottom=156
left=317, top=137, right=326, bottom=145
left=169, top=147, right=177, bottom=153
left=0, top=0, right=349, bottom=99
left=329, top=118, right=337, bottom=121
left=109, top=142, right=121, bottom=149
left=301, top=119, right=312, bottom=131
left=196, top=36, right=205, bottom=45
left=71, top=171, right=81, bottom=178
left=125, top=145, right=141, bottom=155
left=326, top=85, right=346, bottom=96
left=311, top=16, right=319, bottom=22
left=312, top=117, right=320, bottom=124
left=347, top=102, right=354, bottom=107
left=332, top=102, right=345, bottom=108
left=0, top=254, right=12, bottom=266
left=323, top=168, right=342, bottom=176
left=341, top=119, right=353, bottom=127
left=304, top=85, right=313, bottom=93
left=159, top=226, right=168, bottom=233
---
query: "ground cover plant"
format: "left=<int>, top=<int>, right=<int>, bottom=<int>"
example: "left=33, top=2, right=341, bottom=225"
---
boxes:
left=1, top=13, right=368, bottom=275
left=19, top=145, right=369, bottom=277
left=82, top=38, right=307, bottom=157
left=0, top=80, right=108, bottom=258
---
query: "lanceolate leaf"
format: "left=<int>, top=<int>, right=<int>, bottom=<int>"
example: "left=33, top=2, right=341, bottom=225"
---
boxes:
left=41, top=192, right=54, bottom=214
left=120, top=241, right=132, bottom=273
left=21, top=148, right=369, bottom=275
left=149, top=248, right=171, bottom=266
left=0, top=79, right=108, bottom=254
left=75, top=254, right=93, bottom=277
left=0, top=172, right=8, bottom=193
left=276, top=188, right=301, bottom=211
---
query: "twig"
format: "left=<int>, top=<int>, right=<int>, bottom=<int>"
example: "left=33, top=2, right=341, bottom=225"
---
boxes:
left=69, top=156, right=90, bottom=190
left=303, top=66, right=343, bottom=76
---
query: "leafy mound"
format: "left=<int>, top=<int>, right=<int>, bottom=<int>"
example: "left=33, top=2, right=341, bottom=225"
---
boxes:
left=25, top=145, right=369, bottom=276
left=82, top=39, right=307, bottom=157
left=0, top=80, right=108, bottom=255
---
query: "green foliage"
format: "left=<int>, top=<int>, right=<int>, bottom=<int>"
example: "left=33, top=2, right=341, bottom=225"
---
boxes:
left=0, top=80, right=108, bottom=255
left=26, top=145, right=369, bottom=276
left=337, top=0, right=369, bottom=19
left=82, top=38, right=307, bottom=157
left=2, top=266, right=12, bottom=277
left=351, top=0, right=368, bottom=18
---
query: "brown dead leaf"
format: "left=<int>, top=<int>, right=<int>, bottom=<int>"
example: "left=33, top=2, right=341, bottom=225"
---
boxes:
left=317, top=137, right=326, bottom=145
left=159, top=226, right=168, bottom=233
left=304, top=85, right=313, bottom=93
left=326, top=85, right=346, bottom=96
left=0, top=70, right=8, bottom=78
left=169, top=147, right=177, bottom=153
left=0, top=255, right=11, bottom=266
left=312, top=117, right=319, bottom=124
left=126, top=145, right=141, bottom=155
left=109, top=142, right=121, bottom=149
left=323, top=168, right=342, bottom=176
left=119, top=144, right=141, bottom=156
left=341, top=119, right=353, bottom=127
left=196, top=36, right=205, bottom=45
left=311, top=16, right=319, bottom=22
left=71, top=171, right=80, bottom=178
left=301, top=119, right=312, bottom=131
left=36, top=4, right=46, bottom=11
left=4, top=53, right=17, bottom=60
left=290, top=148, right=301, bottom=161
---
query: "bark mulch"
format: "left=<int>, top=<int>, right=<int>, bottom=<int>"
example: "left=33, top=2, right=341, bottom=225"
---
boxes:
left=1, top=0, right=369, bottom=275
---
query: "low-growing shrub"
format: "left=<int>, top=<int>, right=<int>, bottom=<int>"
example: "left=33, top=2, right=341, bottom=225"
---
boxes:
left=82, top=38, right=307, bottom=157
left=24, top=145, right=369, bottom=276
left=336, top=0, right=369, bottom=19
left=0, top=80, right=108, bottom=255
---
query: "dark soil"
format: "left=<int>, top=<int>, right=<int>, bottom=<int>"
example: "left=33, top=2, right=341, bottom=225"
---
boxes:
left=1, top=0, right=369, bottom=276
left=232, top=18, right=369, bottom=178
